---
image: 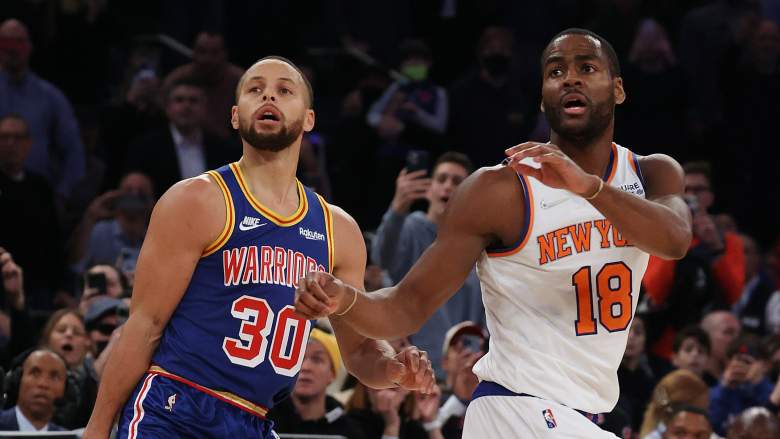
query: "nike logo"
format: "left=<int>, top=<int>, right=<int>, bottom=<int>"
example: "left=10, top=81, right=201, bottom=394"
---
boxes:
left=540, top=198, right=569, bottom=209
left=239, top=216, right=267, bottom=231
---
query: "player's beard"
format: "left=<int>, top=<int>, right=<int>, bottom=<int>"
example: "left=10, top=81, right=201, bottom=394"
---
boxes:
left=239, top=113, right=304, bottom=152
left=544, top=94, right=614, bottom=147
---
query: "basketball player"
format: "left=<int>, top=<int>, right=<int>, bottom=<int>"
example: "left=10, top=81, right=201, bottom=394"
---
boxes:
left=83, top=57, right=435, bottom=439
left=294, top=29, right=693, bottom=438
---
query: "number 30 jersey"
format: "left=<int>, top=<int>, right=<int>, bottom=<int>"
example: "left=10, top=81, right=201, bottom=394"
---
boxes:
left=152, top=162, right=333, bottom=413
left=473, top=143, right=650, bottom=414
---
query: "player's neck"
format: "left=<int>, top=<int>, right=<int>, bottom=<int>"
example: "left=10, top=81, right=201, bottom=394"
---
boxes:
left=238, top=142, right=302, bottom=215
left=291, top=392, right=327, bottom=421
left=550, top=128, right=614, bottom=178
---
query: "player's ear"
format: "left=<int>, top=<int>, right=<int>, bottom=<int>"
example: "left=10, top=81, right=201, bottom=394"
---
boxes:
left=303, top=109, right=315, bottom=133
left=614, top=77, right=625, bottom=105
left=231, top=106, right=239, bottom=130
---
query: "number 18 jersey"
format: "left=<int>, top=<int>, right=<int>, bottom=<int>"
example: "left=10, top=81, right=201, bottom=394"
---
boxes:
left=152, top=162, right=333, bottom=413
left=473, top=143, right=649, bottom=414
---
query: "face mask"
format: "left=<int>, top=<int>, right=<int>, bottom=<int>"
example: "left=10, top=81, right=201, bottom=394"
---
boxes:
left=402, top=64, right=429, bottom=82
left=482, top=54, right=511, bottom=77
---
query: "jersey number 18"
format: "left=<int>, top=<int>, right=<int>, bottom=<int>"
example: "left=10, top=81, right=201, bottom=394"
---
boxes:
left=571, top=262, right=633, bottom=336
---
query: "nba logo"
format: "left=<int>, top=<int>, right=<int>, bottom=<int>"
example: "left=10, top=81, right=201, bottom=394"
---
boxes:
left=542, top=409, right=557, bottom=429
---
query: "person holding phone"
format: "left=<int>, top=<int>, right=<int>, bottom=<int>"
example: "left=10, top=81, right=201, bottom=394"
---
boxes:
left=372, top=151, right=484, bottom=380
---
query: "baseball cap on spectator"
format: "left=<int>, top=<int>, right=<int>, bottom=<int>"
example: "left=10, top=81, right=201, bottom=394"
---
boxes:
left=726, top=335, right=767, bottom=360
left=85, top=296, right=122, bottom=329
left=309, top=328, right=342, bottom=375
left=442, top=321, right=487, bottom=357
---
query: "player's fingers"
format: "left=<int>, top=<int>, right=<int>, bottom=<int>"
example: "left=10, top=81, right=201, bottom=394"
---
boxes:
left=406, top=347, right=421, bottom=373
left=305, top=275, right=332, bottom=303
left=297, top=289, right=330, bottom=315
left=504, top=142, right=542, bottom=156
left=508, top=144, right=557, bottom=162
left=509, top=162, right=542, bottom=180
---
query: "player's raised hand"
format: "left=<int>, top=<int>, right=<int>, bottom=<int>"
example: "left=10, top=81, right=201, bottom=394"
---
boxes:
left=385, top=345, right=436, bottom=394
left=294, top=271, right=351, bottom=319
left=504, top=142, right=602, bottom=198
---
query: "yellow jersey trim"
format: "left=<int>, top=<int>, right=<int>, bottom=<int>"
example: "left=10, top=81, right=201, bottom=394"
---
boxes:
left=202, top=171, right=234, bottom=257
left=229, top=162, right=308, bottom=227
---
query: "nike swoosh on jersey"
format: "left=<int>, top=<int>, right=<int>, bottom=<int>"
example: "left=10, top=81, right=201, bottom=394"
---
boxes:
left=540, top=198, right=569, bottom=209
left=238, top=221, right=267, bottom=231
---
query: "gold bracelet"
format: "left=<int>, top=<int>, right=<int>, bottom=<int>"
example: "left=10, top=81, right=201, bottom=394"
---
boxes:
left=583, top=178, right=605, bottom=200
left=335, top=288, right=358, bottom=316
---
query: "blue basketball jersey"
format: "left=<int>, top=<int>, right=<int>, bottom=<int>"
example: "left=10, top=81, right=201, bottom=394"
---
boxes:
left=151, top=162, right=333, bottom=415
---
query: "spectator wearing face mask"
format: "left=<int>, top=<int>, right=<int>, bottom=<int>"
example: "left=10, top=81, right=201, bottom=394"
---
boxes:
left=448, top=26, right=541, bottom=168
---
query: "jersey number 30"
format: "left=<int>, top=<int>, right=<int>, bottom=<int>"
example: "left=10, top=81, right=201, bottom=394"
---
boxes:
left=222, top=295, right=311, bottom=376
left=571, top=262, right=633, bottom=336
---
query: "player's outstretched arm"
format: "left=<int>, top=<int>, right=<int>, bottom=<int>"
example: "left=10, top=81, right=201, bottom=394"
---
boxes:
left=84, top=176, right=224, bottom=439
left=323, top=205, right=436, bottom=392
left=505, top=143, right=691, bottom=259
left=296, top=167, right=517, bottom=339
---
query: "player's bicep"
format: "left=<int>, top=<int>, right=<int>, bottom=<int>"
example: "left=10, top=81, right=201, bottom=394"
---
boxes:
left=129, top=177, right=224, bottom=334
left=639, top=154, right=691, bottom=223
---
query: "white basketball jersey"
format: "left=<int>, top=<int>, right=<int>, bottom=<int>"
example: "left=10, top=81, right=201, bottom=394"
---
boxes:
left=473, top=143, right=650, bottom=414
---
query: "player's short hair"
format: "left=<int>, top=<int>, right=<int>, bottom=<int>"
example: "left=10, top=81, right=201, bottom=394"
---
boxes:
left=434, top=151, right=474, bottom=174
left=682, top=161, right=712, bottom=181
left=541, top=28, right=621, bottom=78
left=672, top=325, right=711, bottom=354
left=235, top=55, right=314, bottom=109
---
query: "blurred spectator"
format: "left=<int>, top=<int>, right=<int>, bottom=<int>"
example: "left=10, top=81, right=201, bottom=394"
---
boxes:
left=766, top=290, right=780, bottom=335
left=659, top=405, right=714, bottom=439
left=725, top=18, right=780, bottom=245
left=84, top=296, right=122, bottom=359
left=69, top=172, right=155, bottom=275
left=372, top=152, right=483, bottom=379
left=733, top=234, right=776, bottom=335
left=0, top=18, right=85, bottom=199
left=100, top=65, right=166, bottom=190
left=345, top=381, right=441, bottom=439
left=268, top=328, right=366, bottom=439
left=616, top=18, right=687, bottom=158
left=619, top=315, right=671, bottom=432
left=125, top=77, right=238, bottom=198
left=448, top=26, right=540, bottom=168
left=437, top=321, right=485, bottom=439
left=638, top=369, right=710, bottom=439
left=726, top=406, right=780, bottom=439
left=678, top=0, right=761, bottom=149
left=670, top=326, right=715, bottom=385
left=39, top=309, right=95, bottom=429
left=78, top=264, right=128, bottom=316
left=298, top=133, right=332, bottom=199
left=0, top=349, right=66, bottom=431
left=163, top=31, right=244, bottom=141
left=0, top=249, right=34, bottom=367
left=367, top=39, right=448, bottom=166
left=702, top=311, right=742, bottom=380
left=0, top=114, right=65, bottom=309
left=709, top=335, right=778, bottom=436
left=685, top=162, right=745, bottom=307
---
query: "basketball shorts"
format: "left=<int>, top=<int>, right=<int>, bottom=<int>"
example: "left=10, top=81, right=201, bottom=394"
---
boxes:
left=118, top=372, right=277, bottom=439
left=463, top=381, right=619, bottom=438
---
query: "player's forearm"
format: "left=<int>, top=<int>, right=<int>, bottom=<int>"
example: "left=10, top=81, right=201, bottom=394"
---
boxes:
left=590, top=185, right=691, bottom=260
left=334, top=284, right=424, bottom=340
left=343, top=339, right=399, bottom=389
left=87, top=316, right=160, bottom=432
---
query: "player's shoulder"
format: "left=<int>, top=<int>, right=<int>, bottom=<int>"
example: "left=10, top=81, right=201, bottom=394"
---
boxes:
left=454, top=163, right=522, bottom=206
left=153, top=174, right=224, bottom=223
left=636, top=154, right=684, bottom=184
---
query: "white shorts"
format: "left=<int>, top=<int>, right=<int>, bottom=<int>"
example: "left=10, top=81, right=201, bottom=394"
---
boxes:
left=463, top=386, right=619, bottom=438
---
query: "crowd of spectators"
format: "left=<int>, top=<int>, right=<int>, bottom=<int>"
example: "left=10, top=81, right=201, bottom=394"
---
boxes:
left=1, top=1, right=780, bottom=437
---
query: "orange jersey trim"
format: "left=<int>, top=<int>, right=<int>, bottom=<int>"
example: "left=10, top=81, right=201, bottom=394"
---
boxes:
left=316, top=194, right=335, bottom=273
left=604, top=142, right=619, bottom=184
left=147, top=365, right=268, bottom=418
left=487, top=174, right=535, bottom=257
left=202, top=171, right=235, bottom=257
left=229, top=162, right=308, bottom=227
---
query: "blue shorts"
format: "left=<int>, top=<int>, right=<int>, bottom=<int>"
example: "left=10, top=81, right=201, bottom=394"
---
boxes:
left=118, top=372, right=276, bottom=439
